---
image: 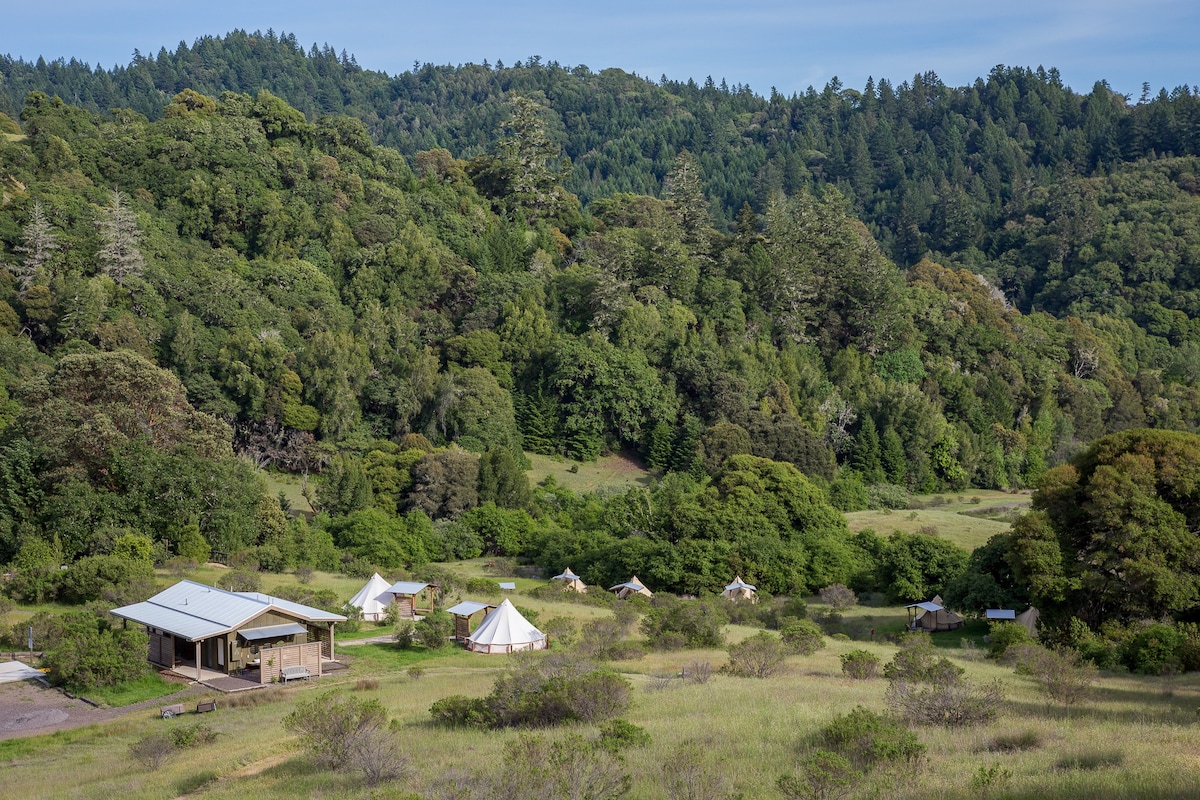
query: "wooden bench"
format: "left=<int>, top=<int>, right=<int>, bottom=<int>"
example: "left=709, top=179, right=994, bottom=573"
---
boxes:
left=196, top=701, right=217, bottom=713
left=160, top=703, right=185, bottom=719
left=280, top=665, right=311, bottom=683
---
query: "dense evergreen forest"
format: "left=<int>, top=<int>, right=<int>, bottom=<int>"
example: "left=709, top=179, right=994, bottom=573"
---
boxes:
left=2, top=32, right=1200, bottom=660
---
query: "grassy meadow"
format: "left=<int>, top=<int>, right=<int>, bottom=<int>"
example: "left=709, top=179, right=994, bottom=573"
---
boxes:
left=5, top=573, right=1200, bottom=800
left=846, top=490, right=1029, bottom=552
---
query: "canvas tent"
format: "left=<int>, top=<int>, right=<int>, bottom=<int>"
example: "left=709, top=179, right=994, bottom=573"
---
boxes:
left=609, top=576, right=653, bottom=600
left=464, top=599, right=547, bottom=654
left=905, top=599, right=964, bottom=632
left=551, top=568, right=587, bottom=593
left=348, top=573, right=392, bottom=622
left=1015, top=606, right=1040, bottom=637
left=723, top=577, right=758, bottom=602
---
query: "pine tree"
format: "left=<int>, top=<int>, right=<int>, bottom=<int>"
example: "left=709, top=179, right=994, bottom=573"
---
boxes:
left=95, top=189, right=145, bottom=285
left=665, top=149, right=709, bottom=248
left=12, top=201, right=58, bottom=289
left=852, top=415, right=885, bottom=484
left=881, top=426, right=907, bottom=485
left=498, top=96, right=570, bottom=223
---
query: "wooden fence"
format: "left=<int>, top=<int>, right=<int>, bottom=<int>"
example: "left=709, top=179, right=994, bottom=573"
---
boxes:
left=258, top=641, right=323, bottom=684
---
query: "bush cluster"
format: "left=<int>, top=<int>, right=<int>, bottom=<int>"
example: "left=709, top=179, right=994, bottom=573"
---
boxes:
left=430, top=653, right=631, bottom=729
left=640, top=596, right=727, bottom=649
left=840, top=649, right=882, bottom=680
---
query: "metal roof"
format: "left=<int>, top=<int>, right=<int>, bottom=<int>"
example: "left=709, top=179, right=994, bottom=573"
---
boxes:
left=985, top=609, right=1016, bottom=620
left=609, top=580, right=647, bottom=591
left=552, top=568, right=579, bottom=580
left=446, top=601, right=494, bottom=616
left=905, top=601, right=944, bottom=612
left=499, top=582, right=516, bottom=590
left=387, top=581, right=429, bottom=595
left=241, top=592, right=346, bottom=622
left=238, top=622, right=308, bottom=641
left=724, top=579, right=757, bottom=592
left=111, top=580, right=346, bottom=642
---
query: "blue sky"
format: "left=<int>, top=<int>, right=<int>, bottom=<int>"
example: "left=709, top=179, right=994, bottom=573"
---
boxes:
left=4, top=1, right=1196, bottom=99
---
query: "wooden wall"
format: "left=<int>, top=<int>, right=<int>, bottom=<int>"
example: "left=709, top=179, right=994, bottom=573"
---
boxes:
left=258, top=641, right=323, bottom=684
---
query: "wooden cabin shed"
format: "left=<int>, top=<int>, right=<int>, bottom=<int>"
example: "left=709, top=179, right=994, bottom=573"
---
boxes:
left=385, top=580, right=437, bottom=619
left=111, top=580, right=345, bottom=684
left=445, top=600, right=496, bottom=643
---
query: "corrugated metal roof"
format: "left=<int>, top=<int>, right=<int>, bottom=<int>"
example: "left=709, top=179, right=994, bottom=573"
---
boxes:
left=499, top=582, right=516, bottom=590
left=446, top=601, right=493, bottom=616
left=241, top=592, right=346, bottom=622
left=985, top=609, right=1016, bottom=620
left=238, top=622, right=308, bottom=640
left=387, top=581, right=429, bottom=595
left=905, top=601, right=944, bottom=612
left=111, top=580, right=346, bottom=642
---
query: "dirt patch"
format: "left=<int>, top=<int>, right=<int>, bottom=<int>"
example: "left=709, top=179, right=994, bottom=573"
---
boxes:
left=0, top=706, right=68, bottom=732
left=0, top=677, right=203, bottom=741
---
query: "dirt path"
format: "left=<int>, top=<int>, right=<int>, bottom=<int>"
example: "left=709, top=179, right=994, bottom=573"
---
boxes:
left=0, top=678, right=206, bottom=741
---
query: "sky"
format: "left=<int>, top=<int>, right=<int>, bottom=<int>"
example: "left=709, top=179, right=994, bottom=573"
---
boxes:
left=3, top=1, right=1196, bottom=99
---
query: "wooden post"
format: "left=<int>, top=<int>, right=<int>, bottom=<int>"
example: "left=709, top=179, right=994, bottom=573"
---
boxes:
left=329, top=622, right=335, bottom=661
left=195, top=641, right=202, bottom=681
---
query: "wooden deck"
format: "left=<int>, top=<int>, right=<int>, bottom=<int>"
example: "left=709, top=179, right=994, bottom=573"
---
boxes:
left=202, top=674, right=264, bottom=693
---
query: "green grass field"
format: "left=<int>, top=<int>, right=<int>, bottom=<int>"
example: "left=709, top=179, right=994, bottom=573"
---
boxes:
left=6, top=562, right=1200, bottom=799
left=845, top=507, right=1013, bottom=551
left=525, top=451, right=655, bottom=493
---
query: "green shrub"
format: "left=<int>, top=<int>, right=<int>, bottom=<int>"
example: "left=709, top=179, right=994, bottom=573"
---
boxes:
left=168, top=723, right=217, bottom=748
left=282, top=691, right=388, bottom=770
left=867, top=483, right=911, bottom=510
left=781, top=619, right=826, bottom=655
left=432, top=654, right=632, bottom=729
left=987, top=621, right=1033, bottom=660
left=466, top=577, right=503, bottom=594
left=778, top=750, right=858, bottom=800
left=414, top=610, right=454, bottom=649
left=886, top=678, right=1003, bottom=727
left=840, top=649, right=881, bottom=679
left=43, top=611, right=150, bottom=691
left=818, top=706, right=926, bottom=770
left=641, top=596, right=727, bottom=649
left=430, top=694, right=493, bottom=727
left=883, top=640, right=964, bottom=684
left=596, top=718, right=651, bottom=752
left=724, top=632, right=787, bottom=678
left=1120, top=622, right=1184, bottom=675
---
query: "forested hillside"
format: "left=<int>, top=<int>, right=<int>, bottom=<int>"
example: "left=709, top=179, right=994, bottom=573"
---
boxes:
left=1, top=35, right=1200, bottom=624
left=5, top=30, right=1200, bottom=329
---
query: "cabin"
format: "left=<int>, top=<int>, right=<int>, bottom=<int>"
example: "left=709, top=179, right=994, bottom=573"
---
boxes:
left=445, top=600, right=496, bottom=643
left=384, top=581, right=437, bottom=619
left=111, top=580, right=345, bottom=684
